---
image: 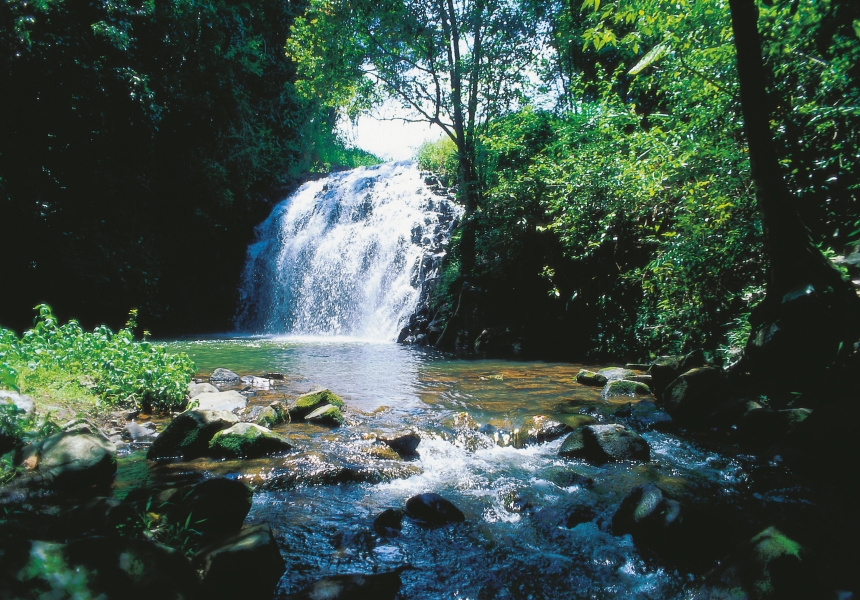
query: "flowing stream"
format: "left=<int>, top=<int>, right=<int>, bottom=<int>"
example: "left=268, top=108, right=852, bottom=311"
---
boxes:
left=143, top=164, right=847, bottom=598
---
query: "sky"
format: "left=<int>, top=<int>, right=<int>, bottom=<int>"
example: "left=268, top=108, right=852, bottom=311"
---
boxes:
left=337, top=103, right=445, bottom=162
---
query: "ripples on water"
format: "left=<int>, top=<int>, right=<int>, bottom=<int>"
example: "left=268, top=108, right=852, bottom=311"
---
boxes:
left=158, top=338, right=772, bottom=599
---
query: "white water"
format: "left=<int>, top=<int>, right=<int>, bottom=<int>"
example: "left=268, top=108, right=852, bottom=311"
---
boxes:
left=236, top=162, right=460, bottom=340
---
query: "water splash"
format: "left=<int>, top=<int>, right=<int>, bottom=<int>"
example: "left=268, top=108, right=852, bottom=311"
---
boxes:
left=236, top=162, right=460, bottom=340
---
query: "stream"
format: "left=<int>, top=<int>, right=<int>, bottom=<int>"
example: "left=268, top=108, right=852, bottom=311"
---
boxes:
left=123, top=336, right=836, bottom=599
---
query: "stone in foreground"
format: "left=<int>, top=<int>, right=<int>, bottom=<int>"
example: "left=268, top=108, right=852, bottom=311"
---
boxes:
left=406, top=492, right=466, bottom=526
left=559, top=423, right=650, bottom=464
left=209, top=422, right=293, bottom=458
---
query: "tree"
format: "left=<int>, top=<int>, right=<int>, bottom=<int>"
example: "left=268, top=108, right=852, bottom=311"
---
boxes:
left=288, top=0, right=546, bottom=275
left=728, top=0, right=860, bottom=392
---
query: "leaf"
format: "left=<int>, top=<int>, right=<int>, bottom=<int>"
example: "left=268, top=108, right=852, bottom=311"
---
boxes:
left=854, top=20, right=860, bottom=39
left=628, top=42, right=670, bottom=76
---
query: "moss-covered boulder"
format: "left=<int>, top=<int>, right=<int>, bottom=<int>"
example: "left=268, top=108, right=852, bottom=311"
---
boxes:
left=601, top=379, right=652, bottom=399
left=305, top=404, right=345, bottom=427
left=147, top=410, right=238, bottom=460
left=575, top=369, right=608, bottom=387
left=256, top=401, right=289, bottom=428
left=691, top=527, right=819, bottom=600
left=559, top=423, right=650, bottom=464
left=209, top=423, right=293, bottom=459
left=288, top=389, right=345, bottom=421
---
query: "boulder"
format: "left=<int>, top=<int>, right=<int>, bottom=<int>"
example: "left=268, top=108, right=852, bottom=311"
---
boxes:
left=597, top=367, right=636, bottom=381
left=192, top=390, right=247, bottom=413
left=38, top=429, right=117, bottom=490
left=737, top=408, right=812, bottom=444
left=121, top=420, right=157, bottom=442
left=691, top=527, right=819, bottom=600
left=147, top=410, right=238, bottom=460
left=559, top=424, right=650, bottom=464
left=196, top=524, right=285, bottom=599
left=305, top=404, right=345, bottom=427
left=209, top=368, right=241, bottom=384
left=523, top=415, right=571, bottom=446
left=188, top=381, right=219, bottom=399
left=661, top=367, right=728, bottom=427
left=600, top=379, right=651, bottom=399
left=373, top=507, right=405, bottom=535
left=648, top=356, right=683, bottom=399
left=256, top=401, right=290, bottom=428
left=171, top=478, right=253, bottom=544
left=612, top=484, right=679, bottom=537
left=209, top=423, right=293, bottom=459
left=575, top=369, right=608, bottom=386
left=405, top=492, right=466, bottom=526
left=379, top=431, right=421, bottom=457
left=285, top=570, right=402, bottom=600
left=289, top=389, right=345, bottom=421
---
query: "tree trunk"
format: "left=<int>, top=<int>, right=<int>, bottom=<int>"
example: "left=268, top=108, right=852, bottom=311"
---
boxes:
left=729, top=0, right=860, bottom=395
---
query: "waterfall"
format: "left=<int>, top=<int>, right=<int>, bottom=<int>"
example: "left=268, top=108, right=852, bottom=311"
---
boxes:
left=235, top=162, right=461, bottom=340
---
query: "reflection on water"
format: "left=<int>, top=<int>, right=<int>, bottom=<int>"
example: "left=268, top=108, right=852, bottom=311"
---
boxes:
left=157, top=338, right=760, bottom=599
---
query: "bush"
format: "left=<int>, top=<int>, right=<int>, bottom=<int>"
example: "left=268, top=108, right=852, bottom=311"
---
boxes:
left=0, top=305, right=195, bottom=413
left=416, top=137, right=459, bottom=186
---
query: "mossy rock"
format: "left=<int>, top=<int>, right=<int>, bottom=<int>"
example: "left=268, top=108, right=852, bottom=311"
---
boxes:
left=601, top=379, right=652, bottom=399
left=209, top=423, right=293, bottom=459
left=305, top=404, right=345, bottom=427
left=289, top=389, right=345, bottom=420
left=576, top=369, right=607, bottom=387
left=147, top=410, right=238, bottom=460
left=556, top=413, right=598, bottom=430
left=256, top=402, right=290, bottom=428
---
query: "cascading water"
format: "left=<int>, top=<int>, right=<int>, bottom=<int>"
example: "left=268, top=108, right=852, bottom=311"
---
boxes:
left=236, top=161, right=461, bottom=340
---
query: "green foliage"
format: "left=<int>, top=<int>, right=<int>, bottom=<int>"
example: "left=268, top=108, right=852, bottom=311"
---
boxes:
left=0, top=305, right=195, bottom=413
left=416, top=138, right=459, bottom=186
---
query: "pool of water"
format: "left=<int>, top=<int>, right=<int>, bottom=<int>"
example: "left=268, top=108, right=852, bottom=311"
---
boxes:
left=148, top=337, right=829, bottom=599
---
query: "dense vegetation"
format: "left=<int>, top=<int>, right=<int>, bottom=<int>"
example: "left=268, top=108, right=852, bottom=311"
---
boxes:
left=2, top=0, right=858, bottom=363
left=1, top=305, right=195, bottom=413
left=0, top=0, right=376, bottom=335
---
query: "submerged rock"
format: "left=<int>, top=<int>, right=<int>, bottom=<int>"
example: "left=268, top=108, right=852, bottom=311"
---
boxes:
left=209, top=423, right=293, bottom=458
left=289, top=389, right=345, bottom=420
left=559, top=424, right=650, bottom=464
left=147, top=409, right=238, bottom=460
left=285, top=570, right=403, bottom=600
left=196, top=523, right=285, bottom=600
left=406, top=492, right=466, bottom=526
left=209, top=368, right=241, bottom=384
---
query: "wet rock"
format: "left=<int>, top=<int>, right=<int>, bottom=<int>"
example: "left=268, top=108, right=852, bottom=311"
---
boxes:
left=285, top=570, right=403, bottom=600
left=406, top=492, right=466, bottom=526
left=363, top=443, right=402, bottom=460
left=289, top=389, right=345, bottom=420
left=555, top=413, right=598, bottom=430
left=147, top=409, right=238, bottom=460
left=737, top=408, right=812, bottom=444
left=264, top=451, right=422, bottom=489
left=196, top=523, right=285, bottom=600
left=380, top=430, right=421, bottom=457
left=544, top=466, right=594, bottom=488
left=172, top=478, right=253, bottom=544
left=38, top=429, right=117, bottom=490
left=576, top=369, right=608, bottom=386
left=612, top=484, right=678, bottom=537
left=210, top=368, right=241, bottom=384
left=305, top=404, right=345, bottom=427
left=122, top=420, right=157, bottom=442
left=559, top=424, right=650, bottom=464
left=189, top=381, right=219, bottom=399
left=209, top=423, right=293, bottom=459
left=615, top=400, right=674, bottom=431
left=256, top=401, right=290, bottom=428
left=373, top=507, right=405, bottom=535
left=1, top=537, right=200, bottom=599
left=648, top=356, right=683, bottom=399
left=600, top=379, right=652, bottom=399
left=263, top=372, right=286, bottom=380
left=192, top=390, right=248, bottom=413
left=523, top=415, right=572, bottom=446
left=662, top=367, right=729, bottom=427
left=691, top=527, right=820, bottom=600
left=597, top=367, right=637, bottom=381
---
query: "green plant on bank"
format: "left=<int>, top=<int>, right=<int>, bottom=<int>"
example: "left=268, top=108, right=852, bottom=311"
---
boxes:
left=0, top=305, right=195, bottom=413
left=416, top=138, right=459, bottom=187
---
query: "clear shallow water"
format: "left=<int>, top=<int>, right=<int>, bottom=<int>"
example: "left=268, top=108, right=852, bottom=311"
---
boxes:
left=159, top=338, right=774, bottom=599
